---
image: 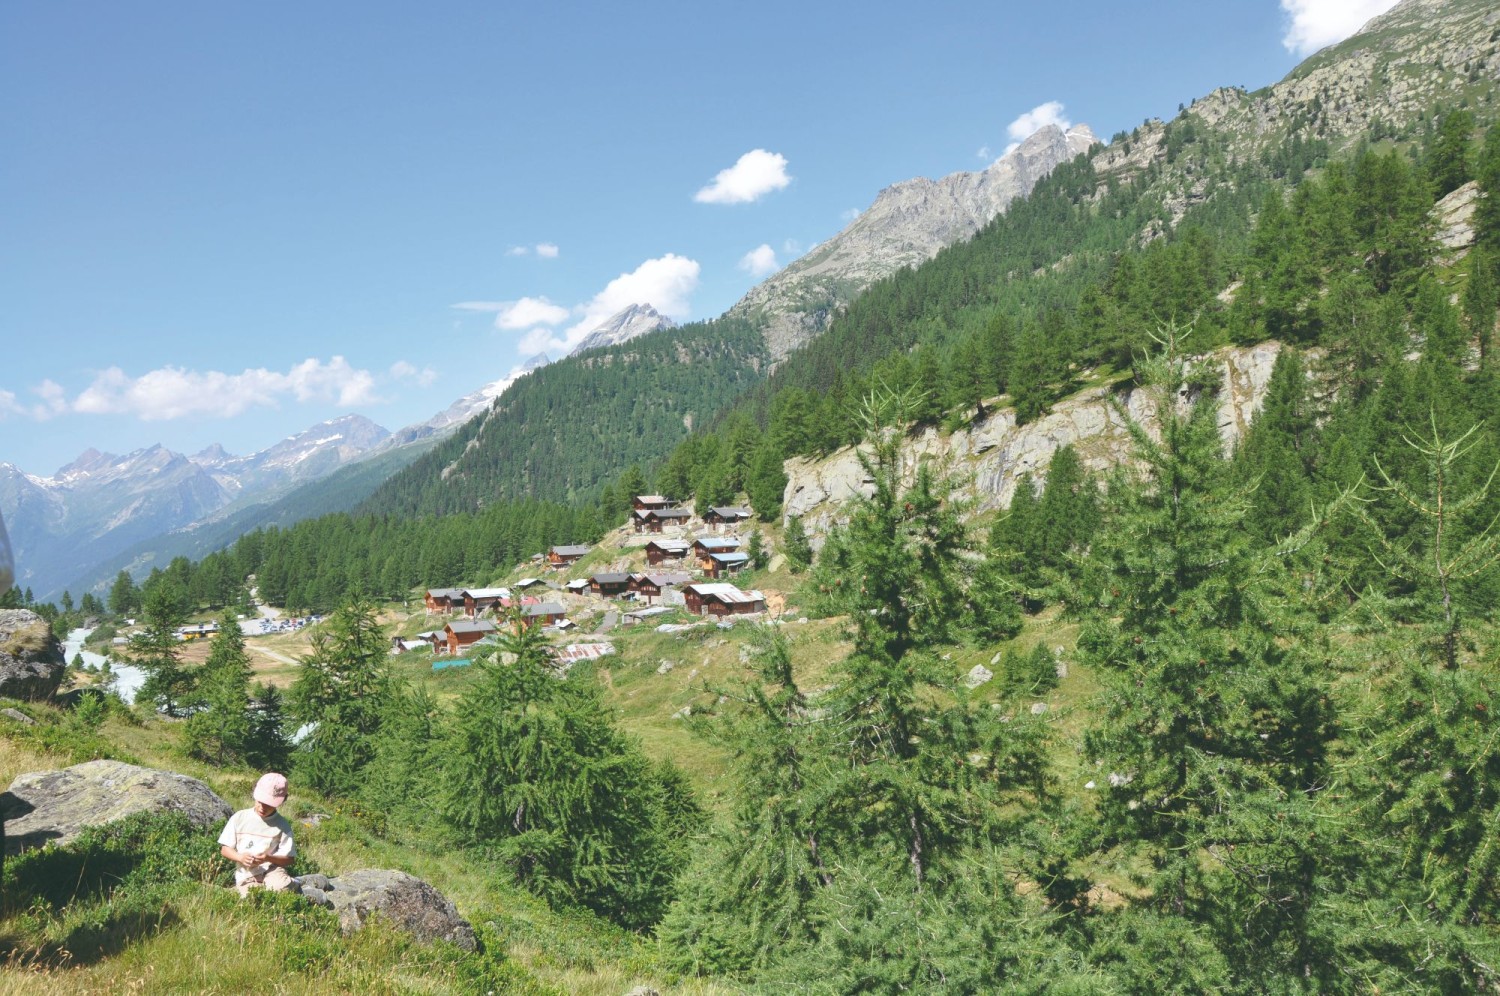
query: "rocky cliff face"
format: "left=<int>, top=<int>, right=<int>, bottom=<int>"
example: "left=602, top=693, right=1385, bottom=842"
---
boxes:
left=730, top=124, right=1099, bottom=362
left=782, top=343, right=1282, bottom=542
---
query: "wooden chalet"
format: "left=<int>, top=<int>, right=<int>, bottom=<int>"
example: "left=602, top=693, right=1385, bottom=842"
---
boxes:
left=693, top=536, right=741, bottom=569
left=706, top=551, right=751, bottom=578
left=443, top=619, right=497, bottom=655
left=628, top=571, right=692, bottom=604
left=632, top=495, right=678, bottom=512
left=632, top=507, right=693, bottom=533
left=644, top=538, right=691, bottom=565
left=548, top=545, right=590, bottom=568
left=564, top=578, right=592, bottom=595
left=682, top=583, right=767, bottom=617
left=424, top=588, right=464, bottom=614
left=522, top=602, right=567, bottom=628
left=590, top=572, right=632, bottom=598
left=702, top=506, right=753, bottom=529
left=460, top=587, right=509, bottom=617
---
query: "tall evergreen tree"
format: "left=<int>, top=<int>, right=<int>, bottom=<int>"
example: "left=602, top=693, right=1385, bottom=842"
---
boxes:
left=183, top=608, right=254, bottom=765
left=127, top=585, right=192, bottom=716
left=289, top=601, right=393, bottom=797
left=1070, top=324, right=1348, bottom=985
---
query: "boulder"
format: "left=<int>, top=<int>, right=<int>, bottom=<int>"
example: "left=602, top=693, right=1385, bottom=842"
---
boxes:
left=320, top=869, right=476, bottom=951
left=1, top=760, right=232, bottom=855
left=964, top=664, right=993, bottom=689
left=0, top=609, right=66, bottom=701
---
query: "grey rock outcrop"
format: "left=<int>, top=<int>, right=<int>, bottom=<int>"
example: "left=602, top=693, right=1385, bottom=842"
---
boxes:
left=1, top=760, right=232, bottom=855
left=783, top=343, right=1282, bottom=542
left=730, top=124, right=1098, bottom=361
left=0, top=608, right=66, bottom=701
left=319, top=869, right=476, bottom=950
left=570, top=303, right=676, bottom=357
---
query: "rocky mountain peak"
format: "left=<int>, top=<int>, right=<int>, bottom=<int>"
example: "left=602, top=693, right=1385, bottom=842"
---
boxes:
left=728, top=123, right=1099, bottom=362
left=569, top=304, right=676, bottom=357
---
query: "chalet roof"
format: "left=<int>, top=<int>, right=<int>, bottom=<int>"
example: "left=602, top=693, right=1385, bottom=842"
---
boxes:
left=641, top=572, right=691, bottom=586
left=591, top=572, right=631, bottom=584
left=553, top=642, right=616, bottom=662
left=694, top=537, right=740, bottom=551
left=708, top=506, right=752, bottom=518
left=684, top=583, right=766, bottom=605
left=426, top=588, right=464, bottom=599
left=648, top=508, right=692, bottom=519
left=565, top=579, right=592, bottom=590
left=460, top=587, right=510, bottom=600
left=709, top=552, right=751, bottom=565
left=645, top=539, right=691, bottom=551
left=550, top=545, right=591, bottom=556
left=524, top=602, right=566, bottom=617
left=447, top=619, right=497, bottom=635
left=512, top=577, right=545, bottom=588
left=635, top=495, right=671, bottom=504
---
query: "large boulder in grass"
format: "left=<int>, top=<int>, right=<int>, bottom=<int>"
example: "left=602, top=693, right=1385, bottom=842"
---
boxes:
left=0, top=609, right=66, bottom=702
left=315, top=869, right=476, bottom=951
left=1, top=760, right=232, bottom=855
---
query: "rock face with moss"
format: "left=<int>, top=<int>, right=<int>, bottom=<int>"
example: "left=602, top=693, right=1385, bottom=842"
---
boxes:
left=1, top=759, right=232, bottom=855
left=0, top=608, right=66, bottom=701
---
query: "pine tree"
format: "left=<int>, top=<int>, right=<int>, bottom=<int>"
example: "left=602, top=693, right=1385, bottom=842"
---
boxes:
left=289, top=600, right=393, bottom=797
left=1429, top=107, right=1475, bottom=197
left=745, top=440, right=787, bottom=522
left=246, top=682, right=292, bottom=772
left=1070, top=323, right=1349, bottom=984
left=127, top=585, right=192, bottom=716
left=1234, top=347, right=1317, bottom=541
left=184, top=608, right=253, bottom=765
left=442, top=620, right=701, bottom=928
left=783, top=516, right=813, bottom=572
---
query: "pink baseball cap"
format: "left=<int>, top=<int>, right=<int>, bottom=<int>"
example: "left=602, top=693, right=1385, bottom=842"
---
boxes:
left=253, top=772, right=289, bottom=807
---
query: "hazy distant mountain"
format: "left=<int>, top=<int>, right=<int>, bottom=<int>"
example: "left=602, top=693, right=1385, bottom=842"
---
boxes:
left=383, top=353, right=552, bottom=448
left=730, top=123, right=1099, bottom=361
left=0, top=415, right=391, bottom=601
left=570, top=304, right=676, bottom=356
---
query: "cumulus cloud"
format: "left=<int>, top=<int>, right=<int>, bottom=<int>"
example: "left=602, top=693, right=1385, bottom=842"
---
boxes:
left=694, top=149, right=792, bottom=204
left=453, top=296, right=571, bottom=330
left=1001, top=100, right=1072, bottom=157
left=0, top=381, right=69, bottom=420
left=976, top=145, right=993, bottom=161
left=68, top=357, right=381, bottom=421
left=739, top=244, right=781, bottom=278
left=510, top=253, right=702, bottom=355
left=1280, top=0, right=1398, bottom=56
left=505, top=246, right=529, bottom=257
left=493, top=296, right=571, bottom=331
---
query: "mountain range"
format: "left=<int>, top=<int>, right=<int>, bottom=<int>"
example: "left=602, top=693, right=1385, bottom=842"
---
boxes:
left=10, top=0, right=1498, bottom=603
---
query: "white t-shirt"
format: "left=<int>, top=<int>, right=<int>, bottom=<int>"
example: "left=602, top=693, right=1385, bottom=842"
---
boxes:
left=218, top=807, right=295, bottom=885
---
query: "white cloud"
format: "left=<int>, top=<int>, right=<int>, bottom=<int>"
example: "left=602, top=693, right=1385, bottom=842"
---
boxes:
left=1280, top=0, right=1398, bottom=56
left=389, top=360, right=438, bottom=387
left=535, top=242, right=560, bottom=258
left=694, top=149, right=792, bottom=205
left=739, top=244, right=781, bottom=278
left=0, top=381, right=68, bottom=420
left=1000, top=100, right=1072, bottom=157
left=976, top=145, right=992, bottom=161
left=491, top=296, right=571, bottom=331
left=782, top=238, right=804, bottom=257
left=69, top=357, right=380, bottom=421
left=840, top=207, right=862, bottom=223
left=505, top=246, right=529, bottom=256
left=451, top=301, right=508, bottom=312
left=512, top=253, right=702, bottom=355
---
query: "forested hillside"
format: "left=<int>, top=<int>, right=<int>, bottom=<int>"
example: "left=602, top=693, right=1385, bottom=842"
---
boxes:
left=360, top=317, right=766, bottom=516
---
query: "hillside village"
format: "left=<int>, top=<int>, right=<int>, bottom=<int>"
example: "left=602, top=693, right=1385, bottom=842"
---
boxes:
left=401, top=497, right=770, bottom=663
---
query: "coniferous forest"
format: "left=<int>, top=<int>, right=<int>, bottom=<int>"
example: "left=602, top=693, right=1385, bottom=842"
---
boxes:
left=10, top=18, right=1500, bottom=990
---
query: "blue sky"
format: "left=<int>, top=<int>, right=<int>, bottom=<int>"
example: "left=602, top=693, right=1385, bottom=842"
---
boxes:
left=1, top=0, right=1398, bottom=475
